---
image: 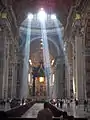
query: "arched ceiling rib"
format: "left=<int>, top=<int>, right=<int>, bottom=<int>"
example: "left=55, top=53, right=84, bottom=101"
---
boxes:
left=19, top=14, right=63, bottom=58
left=30, top=38, right=58, bottom=66
left=31, top=36, right=60, bottom=57
left=20, top=34, right=60, bottom=58
left=12, top=0, right=75, bottom=67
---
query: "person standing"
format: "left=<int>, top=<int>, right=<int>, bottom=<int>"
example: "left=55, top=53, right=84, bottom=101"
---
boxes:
left=66, top=99, right=70, bottom=108
left=22, top=98, right=24, bottom=105
left=84, top=100, right=88, bottom=112
left=37, top=102, right=53, bottom=120
left=60, top=99, right=63, bottom=109
left=75, top=99, right=78, bottom=108
left=57, top=99, right=59, bottom=107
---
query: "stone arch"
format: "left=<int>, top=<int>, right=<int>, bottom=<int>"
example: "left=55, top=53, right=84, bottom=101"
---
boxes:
left=31, top=36, right=60, bottom=56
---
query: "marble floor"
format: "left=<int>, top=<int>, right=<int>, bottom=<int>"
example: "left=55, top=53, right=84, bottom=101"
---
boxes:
left=56, top=102, right=90, bottom=119
left=22, top=102, right=90, bottom=119
left=0, top=102, right=90, bottom=119
left=22, top=103, right=44, bottom=118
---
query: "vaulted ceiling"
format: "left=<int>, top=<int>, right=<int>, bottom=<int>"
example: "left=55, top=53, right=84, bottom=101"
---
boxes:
left=12, top=0, right=75, bottom=66
left=8, top=0, right=75, bottom=26
left=1, top=0, right=76, bottom=66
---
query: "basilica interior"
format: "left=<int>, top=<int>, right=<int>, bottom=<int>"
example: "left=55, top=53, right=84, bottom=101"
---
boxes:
left=0, top=0, right=90, bottom=119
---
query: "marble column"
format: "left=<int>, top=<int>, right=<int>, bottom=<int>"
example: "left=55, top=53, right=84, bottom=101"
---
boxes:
left=65, top=42, right=71, bottom=99
left=75, top=34, right=85, bottom=101
left=11, top=44, right=16, bottom=98
left=66, top=68, right=70, bottom=99
left=55, top=57, right=65, bottom=99
left=49, top=73, right=54, bottom=99
left=17, top=63, right=22, bottom=98
left=14, top=64, right=17, bottom=97
left=0, top=28, right=4, bottom=99
left=11, top=63, right=16, bottom=98
left=53, top=70, right=57, bottom=99
left=2, top=28, right=9, bottom=100
left=72, top=47, right=76, bottom=99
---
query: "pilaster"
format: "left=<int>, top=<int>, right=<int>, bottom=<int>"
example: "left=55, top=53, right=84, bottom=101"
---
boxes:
left=2, top=27, right=9, bottom=100
left=55, top=56, right=65, bottom=98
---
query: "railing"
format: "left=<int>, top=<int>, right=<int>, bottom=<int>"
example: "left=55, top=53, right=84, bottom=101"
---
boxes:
left=5, top=101, right=35, bottom=118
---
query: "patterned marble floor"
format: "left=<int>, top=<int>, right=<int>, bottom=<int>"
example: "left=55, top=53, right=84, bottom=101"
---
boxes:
left=57, top=102, right=90, bottom=119
left=1, top=102, right=90, bottom=119
left=22, top=102, right=90, bottom=119
left=22, top=103, right=44, bottom=118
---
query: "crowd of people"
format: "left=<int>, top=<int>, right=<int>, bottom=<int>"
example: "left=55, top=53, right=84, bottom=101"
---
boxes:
left=0, top=97, right=32, bottom=109
left=0, top=98, right=21, bottom=109
left=37, top=99, right=89, bottom=120
left=50, top=98, right=89, bottom=112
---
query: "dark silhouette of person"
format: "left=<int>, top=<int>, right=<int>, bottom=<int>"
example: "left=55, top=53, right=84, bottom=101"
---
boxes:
left=84, top=100, right=88, bottom=111
left=63, top=111, right=68, bottom=120
left=22, top=98, right=24, bottom=105
left=37, top=102, right=53, bottom=120
left=57, top=99, right=59, bottom=107
left=60, top=99, right=63, bottom=108
left=75, top=99, right=78, bottom=106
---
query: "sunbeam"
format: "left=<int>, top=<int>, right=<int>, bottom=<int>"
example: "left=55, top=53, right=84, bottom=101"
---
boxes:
left=40, top=19, right=52, bottom=98
left=53, top=19, right=70, bottom=73
left=20, top=18, right=32, bottom=99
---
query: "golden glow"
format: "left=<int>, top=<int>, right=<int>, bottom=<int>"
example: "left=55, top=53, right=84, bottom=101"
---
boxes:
left=28, top=74, right=30, bottom=83
left=1, top=12, right=7, bottom=19
left=73, top=77, right=75, bottom=95
left=39, top=77, right=44, bottom=83
left=29, top=59, right=32, bottom=65
left=51, top=59, right=54, bottom=65
left=41, top=39, right=43, bottom=41
left=41, top=8, right=44, bottom=11
left=75, top=13, right=81, bottom=20
left=40, top=42, right=43, bottom=45
left=52, top=74, right=55, bottom=83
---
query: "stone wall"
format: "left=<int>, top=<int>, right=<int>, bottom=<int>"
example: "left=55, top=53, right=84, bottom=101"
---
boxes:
left=0, top=5, right=19, bottom=99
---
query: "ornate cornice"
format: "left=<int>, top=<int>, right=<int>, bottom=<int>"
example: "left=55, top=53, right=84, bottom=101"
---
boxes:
left=64, top=0, right=88, bottom=41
